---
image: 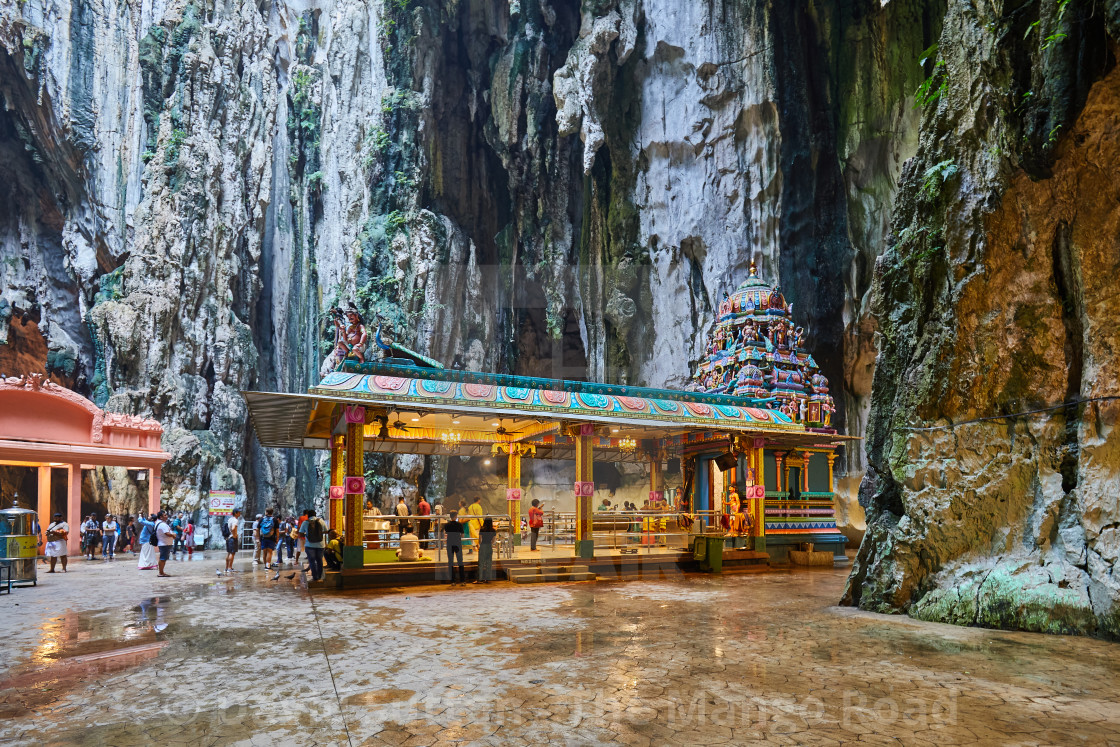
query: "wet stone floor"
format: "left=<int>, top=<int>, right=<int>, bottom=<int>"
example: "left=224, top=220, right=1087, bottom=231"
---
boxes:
left=2, top=555, right=1120, bottom=746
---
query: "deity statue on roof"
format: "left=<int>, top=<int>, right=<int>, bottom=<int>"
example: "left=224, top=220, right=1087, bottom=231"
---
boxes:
left=321, top=305, right=369, bottom=377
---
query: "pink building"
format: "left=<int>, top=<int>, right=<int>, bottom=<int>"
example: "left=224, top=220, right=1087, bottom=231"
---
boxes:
left=0, top=374, right=170, bottom=555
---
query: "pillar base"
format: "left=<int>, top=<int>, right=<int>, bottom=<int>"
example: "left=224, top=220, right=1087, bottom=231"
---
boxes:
left=575, top=540, right=595, bottom=559
left=753, top=536, right=767, bottom=553
left=343, top=545, right=364, bottom=569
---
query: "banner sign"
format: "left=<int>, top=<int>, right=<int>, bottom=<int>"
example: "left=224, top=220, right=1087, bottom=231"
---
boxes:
left=208, top=491, right=237, bottom=514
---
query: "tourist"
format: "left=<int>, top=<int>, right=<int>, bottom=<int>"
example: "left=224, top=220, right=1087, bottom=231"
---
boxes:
left=183, top=516, right=195, bottom=556
left=259, top=507, right=279, bottom=568
left=325, top=530, right=343, bottom=571
left=155, top=511, right=174, bottom=577
left=443, top=510, right=465, bottom=585
left=44, top=513, right=69, bottom=573
left=395, top=496, right=411, bottom=537
left=299, top=509, right=328, bottom=582
left=170, top=512, right=184, bottom=555
left=224, top=508, right=242, bottom=574
left=252, top=513, right=263, bottom=564
left=597, top=498, right=612, bottom=512
left=474, top=518, right=496, bottom=584
left=528, top=499, right=544, bottom=551
left=417, top=494, right=431, bottom=546
left=293, top=509, right=308, bottom=566
left=82, top=513, right=100, bottom=560
left=125, top=516, right=138, bottom=553
left=464, top=496, right=484, bottom=555
left=277, top=515, right=293, bottom=565
left=101, top=514, right=119, bottom=560
left=137, top=513, right=158, bottom=570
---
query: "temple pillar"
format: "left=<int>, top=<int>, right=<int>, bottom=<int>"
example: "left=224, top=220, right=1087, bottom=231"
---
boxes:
left=37, top=466, right=51, bottom=536
left=572, top=424, right=595, bottom=559
left=343, top=406, right=366, bottom=569
left=148, top=467, right=161, bottom=515
left=67, top=464, right=81, bottom=555
left=507, top=447, right=522, bottom=546
left=329, top=435, right=345, bottom=532
left=826, top=452, right=836, bottom=493
left=755, top=443, right=767, bottom=552
left=649, top=451, right=662, bottom=503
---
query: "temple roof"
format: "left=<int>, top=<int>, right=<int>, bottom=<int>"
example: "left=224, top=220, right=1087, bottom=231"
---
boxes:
left=243, top=362, right=850, bottom=461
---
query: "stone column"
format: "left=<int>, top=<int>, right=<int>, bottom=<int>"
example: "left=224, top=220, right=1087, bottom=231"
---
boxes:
left=67, top=464, right=81, bottom=556
left=506, top=447, right=522, bottom=547
left=329, top=435, right=345, bottom=532
left=148, top=467, right=161, bottom=515
left=572, top=424, right=595, bottom=559
left=343, top=406, right=366, bottom=569
left=37, top=466, right=51, bottom=535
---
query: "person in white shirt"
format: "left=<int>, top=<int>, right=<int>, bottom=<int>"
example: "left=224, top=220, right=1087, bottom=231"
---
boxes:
left=44, top=513, right=70, bottom=572
left=102, top=515, right=119, bottom=560
left=395, top=497, right=411, bottom=538
left=224, top=509, right=241, bottom=574
left=155, top=511, right=175, bottom=577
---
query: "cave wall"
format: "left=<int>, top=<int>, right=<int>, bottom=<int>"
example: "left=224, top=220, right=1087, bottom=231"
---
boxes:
left=1, top=0, right=934, bottom=533
left=845, top=0, right=1120, bottom=637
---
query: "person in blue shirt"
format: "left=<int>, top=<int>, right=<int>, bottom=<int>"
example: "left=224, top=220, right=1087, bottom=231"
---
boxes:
left=298, top=509, right=328, bottom=582
left=136, top=513, right=158, bottom=571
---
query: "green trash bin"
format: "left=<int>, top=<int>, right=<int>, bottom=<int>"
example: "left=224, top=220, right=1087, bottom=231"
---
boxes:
left=693, top=534, right=724, bottom=573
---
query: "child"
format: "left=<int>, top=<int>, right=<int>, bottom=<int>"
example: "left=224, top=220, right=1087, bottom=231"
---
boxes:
left=325, top=530, right=343, bottom=571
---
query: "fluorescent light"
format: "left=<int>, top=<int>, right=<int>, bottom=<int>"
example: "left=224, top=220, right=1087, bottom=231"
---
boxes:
left=411, top=417, right=420, bottom=422
left=612, top=428, right=619, bottom=433
left=491, top=421, right=500, bottom=426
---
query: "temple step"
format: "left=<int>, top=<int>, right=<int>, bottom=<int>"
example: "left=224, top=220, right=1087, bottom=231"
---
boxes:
left=506, top=565, right=597, bottom=584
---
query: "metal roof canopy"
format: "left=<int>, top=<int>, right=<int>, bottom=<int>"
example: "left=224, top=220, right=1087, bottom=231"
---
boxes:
left=243, top=383, right=853, bottom=461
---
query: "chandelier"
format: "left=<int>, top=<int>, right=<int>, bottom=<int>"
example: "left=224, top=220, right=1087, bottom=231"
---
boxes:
left=440, top=431, right=463, bottom=448
left=618, top=436, right=637, bottom=453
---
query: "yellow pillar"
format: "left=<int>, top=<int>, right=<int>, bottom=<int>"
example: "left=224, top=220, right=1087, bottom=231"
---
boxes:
left=756, top=444, right=767, bottom=547
left=343, top=405, right=366, bottom=568
left=329, top=435, right=345, bottom=532
left=649, top=451, right=662, bottom=504
left=826, top=452, right=836, bottom=493
left=572, top=424, right=595, bottom=559
left=507, top=447, right=522, bottom=546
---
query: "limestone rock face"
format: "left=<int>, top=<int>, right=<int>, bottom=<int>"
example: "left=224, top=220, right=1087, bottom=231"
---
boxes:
left=0, top=0, right=931, bottom=530
left=845, top=2, right=1120, bottom=637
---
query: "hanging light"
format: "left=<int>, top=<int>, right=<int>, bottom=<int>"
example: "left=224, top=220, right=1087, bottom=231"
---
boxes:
left=440, top=431, right=463, bottom=448
left=618, top=436, right=637, bottom=453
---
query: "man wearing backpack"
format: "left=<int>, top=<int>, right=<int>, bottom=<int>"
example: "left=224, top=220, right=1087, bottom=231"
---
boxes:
left=223, top=509, right=242, bottom=574
left=298, top=509, right=328, bottom=582
left=259, top=508, right=279, bottom=569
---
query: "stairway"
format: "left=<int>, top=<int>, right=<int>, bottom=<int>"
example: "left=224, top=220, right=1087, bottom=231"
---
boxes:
left=505, top=565, right=597, bottom=584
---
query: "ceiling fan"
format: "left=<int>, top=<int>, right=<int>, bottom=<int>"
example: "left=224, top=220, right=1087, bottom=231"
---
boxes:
left=494, top=418, right=509, bottom=436
left=388, top=411, right=414, bottom=433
